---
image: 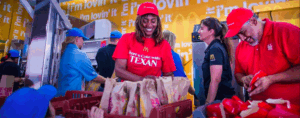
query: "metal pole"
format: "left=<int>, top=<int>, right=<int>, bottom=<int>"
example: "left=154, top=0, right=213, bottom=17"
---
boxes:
left=23, top=0, right=72, bottom=89
left=25, top=0, right=56, bottom=89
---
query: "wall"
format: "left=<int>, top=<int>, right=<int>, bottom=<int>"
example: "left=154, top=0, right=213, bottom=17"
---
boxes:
left=9, top=1, right=31, bottom=41
left=0, top=0, right=32, bottom=41
left=0, top=0, right=14, bottom=41
left=59, top=0, right=293, bottom=104
left=254, top=0, right=300, bottom=27
left=0, top=0, right=32, bottom=56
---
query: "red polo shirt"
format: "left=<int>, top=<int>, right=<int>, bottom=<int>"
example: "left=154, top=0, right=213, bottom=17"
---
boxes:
left=112, top=32, right=176, bottom=78
left=235, top=19, right=300, bottom=105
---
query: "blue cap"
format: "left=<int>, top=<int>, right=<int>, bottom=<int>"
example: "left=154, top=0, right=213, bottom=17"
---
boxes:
left=110, top=30, right=122, bottom=39
left=66, top=27, right=89, bottom=40
left=0, top=85, right=57, bottom=118
left=37, top=85, right=57, bottom=101
left=8, top=49, right=20, bottom=58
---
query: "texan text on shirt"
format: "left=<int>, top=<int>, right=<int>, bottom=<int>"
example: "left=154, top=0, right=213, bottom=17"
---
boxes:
left=129, top=51, right=161, bottom=67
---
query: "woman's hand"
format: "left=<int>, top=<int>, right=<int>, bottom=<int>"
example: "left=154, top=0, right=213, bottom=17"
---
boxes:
left=188, top=86, right=195, bottom=95
left=92, top=75, right=106, bottom=83
left=14, top=77, right=22, bottom=82
left=115, top=59, right=143, bottom=81
left=162, top=72, right=173, bottom=77
left=87, top=106, right=104, bottom=118
left=144, top=75, right=157, bottom=80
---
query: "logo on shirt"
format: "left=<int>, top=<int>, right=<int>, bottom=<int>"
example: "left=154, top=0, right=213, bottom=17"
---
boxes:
left=129, top=51, right=160, bottom=67
left=267, top=44, right=273, bottom=51
left=210, top=54, right=215, bottom=61
left=143, top=46, right=149, bottom=52
left=144, top=6, right=155, bottom=9
left=227, top=22, right=235, bottom=27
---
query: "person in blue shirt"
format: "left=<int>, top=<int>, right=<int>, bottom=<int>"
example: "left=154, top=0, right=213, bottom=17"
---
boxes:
left=162, top=30, right=186, bottom=77
left=163, top=30, right=195, bottom=95
left=0, top=85, right=57, bottom=118
left=56, top=28, right=106, bottom=97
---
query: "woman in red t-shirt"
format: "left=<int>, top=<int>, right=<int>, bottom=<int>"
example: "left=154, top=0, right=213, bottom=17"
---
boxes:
left=112, top=2, right=176, bottom=81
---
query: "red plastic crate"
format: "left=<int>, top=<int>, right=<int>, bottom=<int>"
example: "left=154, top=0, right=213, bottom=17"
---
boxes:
left=104, top=114, right=141, bottom=118
left=63, top=96, right=102, bottom=118
left=105, top=100, right=192, bottom=118
left=0, top=96, right=6, bottom=107
left=63, top=96, right=140, bottom=118
left=63, top=97, right=192, bottom=118
left=65, top=91, right=103, bottom=99
left=51, top=91, right=103, bottom=115
left=51, top=96, right=67, bottom=115
left=149, top=99, right=193, bottom=118
left=0, top=87, right=13, bottom=97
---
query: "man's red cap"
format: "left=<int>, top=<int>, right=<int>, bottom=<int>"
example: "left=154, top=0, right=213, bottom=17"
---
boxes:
left=137, top=2, right=159, bottom=16
left=225, top=8, right=254, bottom=38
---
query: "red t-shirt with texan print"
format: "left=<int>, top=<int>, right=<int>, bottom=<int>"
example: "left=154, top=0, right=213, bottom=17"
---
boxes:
left=112, top=32, right=176, bottom=78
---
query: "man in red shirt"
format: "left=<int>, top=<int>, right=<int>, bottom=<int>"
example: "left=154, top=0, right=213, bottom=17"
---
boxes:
left=225, top=8, right=300, bottom=105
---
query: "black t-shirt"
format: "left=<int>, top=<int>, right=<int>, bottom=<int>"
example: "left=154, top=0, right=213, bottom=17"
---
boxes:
left=95, top=44, right=116, bottom=91
left=0, top=61, right=21, bottom=81
left=202, top=39, right=235, bottom=100
left=96, top=44, right=117, bottom=77
left=0, top=61, right=22, bottom=92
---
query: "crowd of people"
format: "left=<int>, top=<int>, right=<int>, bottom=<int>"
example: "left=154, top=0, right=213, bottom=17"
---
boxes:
left=0, top=1, right=299, bottom=118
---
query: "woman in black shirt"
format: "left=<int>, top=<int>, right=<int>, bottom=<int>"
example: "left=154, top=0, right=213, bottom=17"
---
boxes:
left=198, top=18, right=235, bottom=104
left=0, top=49, right=22, bottom=92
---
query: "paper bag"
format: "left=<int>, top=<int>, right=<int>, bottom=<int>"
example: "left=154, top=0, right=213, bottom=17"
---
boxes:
left=172, top=77, right=190, bottom=102
left=99, top=78, right=116, bottom=113
left=110, top=82, right=128, bottom=115
left=111, top=71, right=116, bottom=78
left=161, top=76, right=174, bottom=103
left=86, top=81, right=101, bottom=91
left=156, top=78, right=168, bottom=105
left=140, top=79, right=160, bottom=117
left=125, top=81, right=140, bottom=116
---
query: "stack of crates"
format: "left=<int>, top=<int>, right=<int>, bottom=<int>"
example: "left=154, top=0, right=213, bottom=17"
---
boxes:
left=51, top=91, right=103, bottom=115
left=62, top=97, right=192, bottom=118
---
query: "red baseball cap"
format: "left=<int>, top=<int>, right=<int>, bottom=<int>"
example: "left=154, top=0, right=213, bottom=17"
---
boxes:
left=137, top=2, right=159, bottom=16
left=225, top=8, right=254, bottom=38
